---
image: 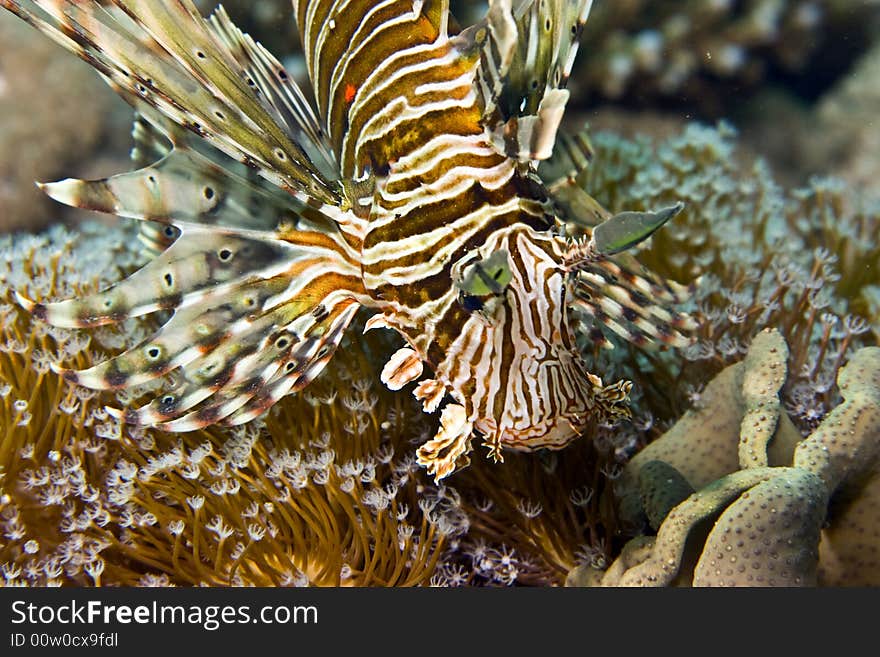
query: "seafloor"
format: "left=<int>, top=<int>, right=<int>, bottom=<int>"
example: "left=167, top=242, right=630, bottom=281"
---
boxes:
left=0, top=1, right=878, bottom=587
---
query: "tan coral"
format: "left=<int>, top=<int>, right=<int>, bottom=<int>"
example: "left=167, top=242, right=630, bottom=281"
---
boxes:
left=577, top=337, right=880, bottom=587
left=615, top=328, right=800, bottom=529
left=692, top=469, right=827, bottom=587
left=738, top=328, right=790, bottom=469
left=792, top=348, right=880, bottom=493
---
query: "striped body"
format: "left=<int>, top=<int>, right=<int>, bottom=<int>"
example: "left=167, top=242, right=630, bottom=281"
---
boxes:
left=5, top=0, right=696, bottom=481
left=296, top=0, right=624, bottom=468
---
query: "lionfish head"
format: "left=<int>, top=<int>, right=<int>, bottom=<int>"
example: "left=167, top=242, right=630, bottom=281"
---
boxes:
left=411, top=210, right=698, bottom=481
left=439, top=225, right=631, bottom=461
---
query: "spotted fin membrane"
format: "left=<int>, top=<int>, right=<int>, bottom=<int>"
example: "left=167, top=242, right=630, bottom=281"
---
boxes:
left=8, top=0, right=367, bottom=430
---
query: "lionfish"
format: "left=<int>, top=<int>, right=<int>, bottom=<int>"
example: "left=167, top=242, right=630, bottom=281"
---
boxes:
left=4, top=0, right=697, bottom=481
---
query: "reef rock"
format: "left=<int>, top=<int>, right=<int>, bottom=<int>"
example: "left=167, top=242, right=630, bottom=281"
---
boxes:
left=0, top=12, right=127, bottom=233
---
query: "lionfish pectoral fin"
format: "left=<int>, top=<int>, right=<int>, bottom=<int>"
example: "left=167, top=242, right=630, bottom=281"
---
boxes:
left=130, top=111, right=171, bottom=168
left=5, top=0, right=342, bottom=204
left=207, top=5, right=339, bottom=182
left=16, top=222, right=300, bottom=328
left=416, top=403, right=474, bottom=483
left=463, top=0, right=594, bottom=162
left=570, top=255, right=699, bottom=351
left=20, top=208, right=365, bottom=430
left=121, top=296, right=362, bottom=432
left=380, top=347, right=423, bottom=391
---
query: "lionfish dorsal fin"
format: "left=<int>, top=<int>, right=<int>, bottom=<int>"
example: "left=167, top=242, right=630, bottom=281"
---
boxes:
left=9, top=0, right=343, bottom=206
left=464, top=0, right=594, bottom=162
left=537, top=126, right=612, bottom=228
left=292, top=0, right=451, bottom=177
left=207, top=5, right=340, bottom=184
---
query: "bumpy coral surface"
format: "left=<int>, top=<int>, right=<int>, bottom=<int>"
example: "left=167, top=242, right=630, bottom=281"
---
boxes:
left=570, top=332, right=880, bottom=587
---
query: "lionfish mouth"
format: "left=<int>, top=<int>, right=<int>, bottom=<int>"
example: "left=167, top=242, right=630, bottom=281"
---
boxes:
left=475, top=416, right=585, bottom=452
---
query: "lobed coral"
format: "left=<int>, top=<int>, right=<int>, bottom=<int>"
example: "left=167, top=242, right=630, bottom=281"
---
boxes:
left=569, top=330, right=880, bottom=587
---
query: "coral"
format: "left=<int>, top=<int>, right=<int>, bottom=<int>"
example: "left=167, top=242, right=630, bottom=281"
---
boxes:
left=636, top=460, right=694, bottom=532
left=571, top=0, right=880, bottom=115
left=613, top=329, right=802, bottom=532
left=576, top=123, right=879, bottom=439
left=792, top=346, right=880, bottom=492
left=818, top=468, right=880, bottom=586
left=0, top=11, right=127, bottom=233
left=569, top=332, right=880, bottom=587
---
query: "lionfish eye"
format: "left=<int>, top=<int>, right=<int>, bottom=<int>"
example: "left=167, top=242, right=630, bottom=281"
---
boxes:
left=454, top=249, right=513, bottom=297
left=458, top=293, right=484, bottom=313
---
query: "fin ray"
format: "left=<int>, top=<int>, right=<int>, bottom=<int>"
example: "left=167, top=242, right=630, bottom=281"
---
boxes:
left=463, top=0, right=594, bottom=162
left=6, top=0, right=342, bottom=204
left=572, top=257, right=698, bottom=349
